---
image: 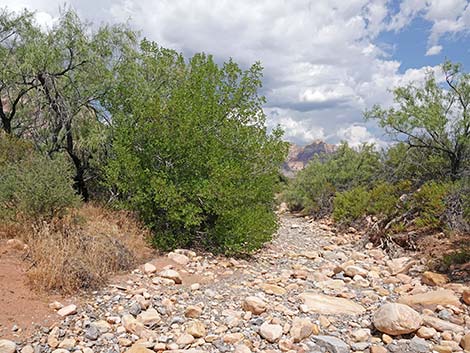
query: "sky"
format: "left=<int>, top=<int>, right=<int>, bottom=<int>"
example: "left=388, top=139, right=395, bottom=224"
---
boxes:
left=2, top=0, right=470, bottom=146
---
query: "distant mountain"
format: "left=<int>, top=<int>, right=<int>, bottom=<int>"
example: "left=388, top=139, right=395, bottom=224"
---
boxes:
left=282, top=140, right=336, bottom=177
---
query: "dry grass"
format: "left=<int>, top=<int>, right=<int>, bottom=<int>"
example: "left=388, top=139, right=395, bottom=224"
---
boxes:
left=9, top=204, right=153, bottom=294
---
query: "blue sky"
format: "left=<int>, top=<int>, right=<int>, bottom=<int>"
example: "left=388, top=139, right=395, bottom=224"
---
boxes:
left=1, top=0, right=470, bottom=146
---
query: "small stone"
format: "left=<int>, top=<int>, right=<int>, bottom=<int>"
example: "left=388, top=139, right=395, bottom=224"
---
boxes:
left=186, top=320, right=206, bottom=338
left=176, top=333, right=195, bottom=346
left=351, top=328, right=370, bottom=342
left=0, top=340, right=16, bottom=353
left=463, top=289, right=470, bottom=305
left=433, top=345, right=453, bottom=353
left=242, top=296, right=267, bottom=315
left=259, top=283, right=287, bottom=296
left=137, top=308, right=161, bottom=326
left=49, top=301, right=63, bottom=310
left=382, top=334, right=393, bottom=345
left=58, top=338, right=75, bottom=350
left=460, top=333, right=470, bottom=351
left=259, top=322, right=283, bottom=343
left=370, top=346, right=387, bottom=353
left=144, top=263, right=157, bottom=274
left=234, top=344, right=251, bottom=353
left=125, top=344, right=154, bottom=353
left=421, top=271, right=449, bottom=286
left=290, top=317, right=314, bottom=343
left=158, top=269, right=182, bottom=284
left=373, top=303, right=422, bottom=335
left=168, top=252, right=190, bottom=266
left=184, top=305, right=202, bottom=318
left=20, top=345, right=34, bottom=353
left=57, top=304, right=77, bottom=317
left=85, top=325, right=99, bottom=340
left=416, top=326, right=436, bottom=339
left=313, top=336, right=349, bottom=353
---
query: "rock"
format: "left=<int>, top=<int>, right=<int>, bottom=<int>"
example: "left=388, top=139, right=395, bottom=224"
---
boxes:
left=416, top=326, right=436, bottom=339
left=421, top=271, right=448, bottom=286
left=186, top=320, right=206, bottom=338
left=143, top=263, right=157, bottom=274
left=122, top=314, right=153, bottom=339
left=137, top=308, right=161, bottom=326
left=463, top=289, right=470, bottom=305
left=259, top=322, right=283, bottom=343
left=422, top=315, right=464, bottom=333
left=373, top=303, right=422, bottom=335
left=57, top=304, right=77, bottom=317
left=290, top=317, right=314, bottom=342
left=176, top=333, right=195, bottom=345
left=234, top=344, right=251, bottom=353
left=159, top=269, right=182, bottom=284
left=85, top=325, right=99, bottom=340
left=259, top=283, right=287, bottom=296
left=184, top=305, right=202, bottom=318
left=409, top=336, right=430, bottom=352
left=125, top=344, right=154, bottom=353
left=51, top=350, right=69, bottom=353
left=461, top=333, right=470, bottom=351
left=49, top=301, right=63, bottom=310
left=223, top=333, right=244, bottom=344
left=344, top=265, right=368, bottom=278
left=387, top=257, right=415, bottom=275
left=242, top=296, right=267, bottom=315
left=168, top=252, right=190, bottom=266
left=370, top=346, right=387, bottom=353
left=433, top=345, right=453, bottom=353
left=351, top=329, right=370, bottom=342
left=398, top=289, right=461, bottom=308
left=299, top=292, right=366, bottom=315
left=313, top=335, right=350, bottom=353
left=58, top=338, right=75, bottom=350
left=0, top=340, right=16, bottom=353
left=20, top=346, right=33, bottom=353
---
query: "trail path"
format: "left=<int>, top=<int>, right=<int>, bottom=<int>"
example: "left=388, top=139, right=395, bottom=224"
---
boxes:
left=2, top=214, right=470, bottom=353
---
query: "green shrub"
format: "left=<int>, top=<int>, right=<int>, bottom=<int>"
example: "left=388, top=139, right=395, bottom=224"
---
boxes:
left=0, top=133, right=34, bottom=167
left=282, top=142, right=381, bottom=216
left=106, top=51, right=286, bottom=255
left=411, top=181, right=452, bottom=229
left=0, top=154, right=81, bottom=220
left=367, top=180, right=411, bottom=218
left=332, top=186, right=370, bottom=224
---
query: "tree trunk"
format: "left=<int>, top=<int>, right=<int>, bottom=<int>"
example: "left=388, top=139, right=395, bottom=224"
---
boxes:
left=0, top=109, right=11, bottom=134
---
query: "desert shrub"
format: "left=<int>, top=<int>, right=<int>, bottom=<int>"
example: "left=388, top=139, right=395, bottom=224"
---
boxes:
left=0, top=133, right=33, bottom=166
left=332, top=186, right=370, bottom=224
left=283, top=142, right=381, bottom=216
left=411, top=181, right=452, bottom=229
left=23, top=205, right=149, bottom=294
left=106, top=50, right=286, bottom=255
left=442, top=179, right=470, bottom=232
left=367, top=180, right=412, bottom=218
left=0, top=154, right=80, bottom=220
left=442, top=247, right=470, bottom=268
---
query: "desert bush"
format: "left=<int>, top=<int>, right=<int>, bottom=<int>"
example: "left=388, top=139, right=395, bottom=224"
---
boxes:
left=0, top=154, right=80, bottom=220
left=332, top=186, right=370, bottom=224
left=411, top=181, right=452, bottom=229
left=24, top=204, right=151, bottom=293
left=106, top=50, right=286, bottom=255
left=283, top=142, right=381, bottom=216
left=0, top=133, right=33, bottom=166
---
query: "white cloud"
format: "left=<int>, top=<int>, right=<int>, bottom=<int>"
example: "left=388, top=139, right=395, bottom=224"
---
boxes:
left=336, top=124, right=387, bottom=147
left=425, top=45, right=443, bottom=56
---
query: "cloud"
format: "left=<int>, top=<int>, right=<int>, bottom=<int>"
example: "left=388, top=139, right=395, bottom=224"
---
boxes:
left=425, top=45, right=443, bottom=56
left=1, top=0, right=468, bottom=145
left=336, top=124, right=388, bottom=148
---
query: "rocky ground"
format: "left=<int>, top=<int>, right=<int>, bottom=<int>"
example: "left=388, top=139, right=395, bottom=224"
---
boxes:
left=1, top=214, right=469, bottom=353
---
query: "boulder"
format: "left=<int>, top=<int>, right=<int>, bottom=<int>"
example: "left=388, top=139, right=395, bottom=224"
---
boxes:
left=422, top=315, right=464, bottom=333
left=168, top=252, right=190, bottom=266
left=373, top=303, right=422, bottom=335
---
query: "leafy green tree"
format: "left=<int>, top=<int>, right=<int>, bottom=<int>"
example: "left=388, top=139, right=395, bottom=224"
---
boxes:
left=0, top=8, right=137, bottom=200
left=106, top=46, right=287, bottom=254
left=366, top=61, right=470, bottom=180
